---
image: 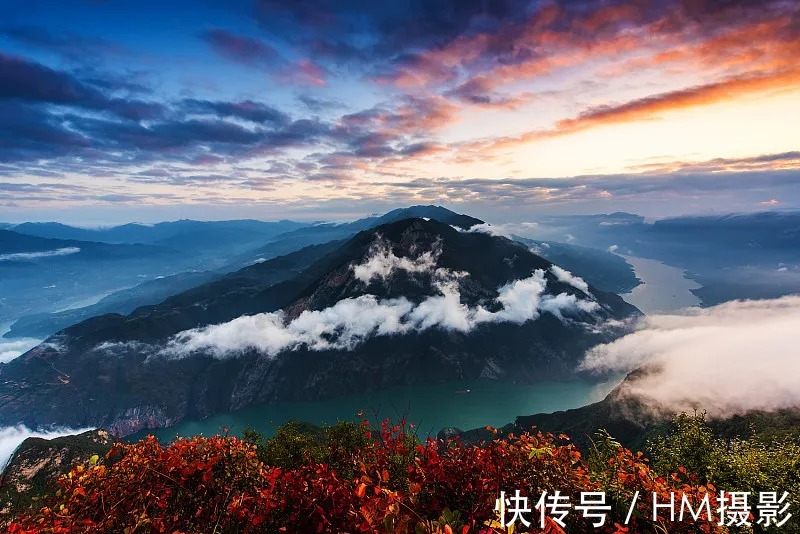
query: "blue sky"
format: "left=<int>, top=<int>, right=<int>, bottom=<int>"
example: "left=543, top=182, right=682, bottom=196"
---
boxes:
left=1, top=0, right=799, bottom=224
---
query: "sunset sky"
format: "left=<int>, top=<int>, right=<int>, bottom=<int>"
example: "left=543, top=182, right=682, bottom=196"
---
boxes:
left=1, top=0, right=798, bottom=224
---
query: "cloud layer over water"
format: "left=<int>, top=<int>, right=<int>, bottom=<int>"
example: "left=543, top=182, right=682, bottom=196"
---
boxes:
left=580, top=296, right=800, bottom=417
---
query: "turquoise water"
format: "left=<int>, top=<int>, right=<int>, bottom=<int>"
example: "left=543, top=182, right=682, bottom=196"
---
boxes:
left=135, top=376, right=623, bottom=443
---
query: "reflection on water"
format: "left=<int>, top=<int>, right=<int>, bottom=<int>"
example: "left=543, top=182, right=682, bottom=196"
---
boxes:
left=135, top=376, right=624, bottom=443
left=621, top=255, right=701, bottom=314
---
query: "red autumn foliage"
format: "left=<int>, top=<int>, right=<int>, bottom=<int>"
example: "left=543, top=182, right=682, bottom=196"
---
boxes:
left=6, top=420, right=726, bottom=533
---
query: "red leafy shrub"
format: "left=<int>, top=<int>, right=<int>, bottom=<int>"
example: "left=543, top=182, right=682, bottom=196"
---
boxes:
left=7, top=420, right=726, bottom=533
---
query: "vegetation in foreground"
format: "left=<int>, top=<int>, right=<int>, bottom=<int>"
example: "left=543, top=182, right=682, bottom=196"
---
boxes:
left=4, top=413, right=799, bottom=533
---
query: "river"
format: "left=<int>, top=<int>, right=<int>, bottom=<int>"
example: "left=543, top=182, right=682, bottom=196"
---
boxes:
left=136, top=376, right=624, bottom=442
left=620, top=255, right=701, bottom=313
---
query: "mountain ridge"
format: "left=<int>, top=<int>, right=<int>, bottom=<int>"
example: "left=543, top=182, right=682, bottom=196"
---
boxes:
left=0, top=217, right=638, bottom=437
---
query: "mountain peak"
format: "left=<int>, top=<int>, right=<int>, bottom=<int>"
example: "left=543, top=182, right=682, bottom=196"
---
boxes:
left=376, top=205, right=483, bottom=229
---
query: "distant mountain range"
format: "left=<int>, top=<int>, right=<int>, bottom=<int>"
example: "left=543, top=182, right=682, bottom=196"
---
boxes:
left=0, top=229, right=170, bottom=259
left=1, top=207, right=473, bottom=328
left=0, top=215, right=638, bottom=436
left=0, top=230, right=182, bottom=325
left=533, top=211, right=800, bottom=304
left=6, top=219, right=306, bottom=252
left=5, top=205, right=797, bottom=442
left=3, top=206, right=638, bottom=339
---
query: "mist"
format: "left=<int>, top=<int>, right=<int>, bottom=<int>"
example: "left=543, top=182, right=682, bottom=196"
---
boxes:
left=0, top=247, right=81, bottom=262
left=580, top=296, right=800, bottom=417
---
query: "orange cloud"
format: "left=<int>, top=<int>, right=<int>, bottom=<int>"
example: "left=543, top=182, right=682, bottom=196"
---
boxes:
left=470, top=68, right=800, bottom=154
left=374, top=0, right=799, bottom=130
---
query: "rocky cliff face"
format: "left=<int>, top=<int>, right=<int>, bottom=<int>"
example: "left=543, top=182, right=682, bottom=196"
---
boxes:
left=0, top=218, right=639, bottom=437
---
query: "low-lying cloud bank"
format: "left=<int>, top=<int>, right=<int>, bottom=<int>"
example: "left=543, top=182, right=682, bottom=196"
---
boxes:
left=0, top=425, right=93, bottom=469
left=580, top=296, right=800, bottom=417
left=0, top=247, right=80, bottom=262
left=161, top=244, right=598, bottom=359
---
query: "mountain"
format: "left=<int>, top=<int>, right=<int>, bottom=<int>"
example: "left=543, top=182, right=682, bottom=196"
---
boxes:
left=0, top=218, right=638, bottom=437
left=0, top=229, right=169, bottom=259
left=0, top=430, right=113, bottom=515
left=240, top=205, right=484, bottom=262
left=0, top=230, right=183, bottom=324
left=532, top=211, right=800, bottom=305
left=3, top=271, right=219, bottom=340
left=444, top=364, right=800, bottom=452
left=10, top=219, right=306, bottom=250
left=510, top=371, right=800, bottom=452
left=0, top=207, right=481, bottom=340
left=1, top=240, right=345, bottom=341
left=515, top=237, right=640, bottom=294
left=1, top=205, right=639, bottom=342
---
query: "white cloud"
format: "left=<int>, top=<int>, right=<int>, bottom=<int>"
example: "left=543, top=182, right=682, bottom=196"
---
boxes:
left=465, top=223, right=512, bottom=238
left=607, top=244, right=619, bottom=253
left=0, top=247, right=80, bottom=262
left=161, top=250, right=599, bottom=360
left=465, top=222, right=540, bottom=240
left=352, top=238, right=442, bottom=283
left=550, top=265, right=590, bottom=294
left=0, top=337, right=42, bottom=363
left=580, top=296, right=800, bottom=417
left=0, top=426, right=93, bottom=469
left=407, top=281, right=473, bottom=332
